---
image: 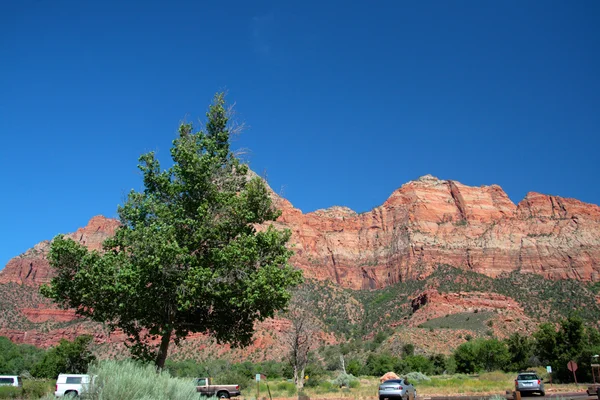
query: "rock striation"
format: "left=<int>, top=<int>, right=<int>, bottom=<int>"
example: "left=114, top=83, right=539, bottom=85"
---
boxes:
left=273, top=175, right=600, bottom=289
left=1, top=176, right=599, bottom=290
left=0, top=216, right=119, bottom=286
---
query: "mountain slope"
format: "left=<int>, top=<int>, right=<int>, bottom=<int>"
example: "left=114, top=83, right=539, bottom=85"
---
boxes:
left=1, top=175, right=599, bottom=356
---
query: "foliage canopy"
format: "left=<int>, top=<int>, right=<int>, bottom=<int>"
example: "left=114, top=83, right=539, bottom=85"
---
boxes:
left=42, top=93, right=303, bottom=368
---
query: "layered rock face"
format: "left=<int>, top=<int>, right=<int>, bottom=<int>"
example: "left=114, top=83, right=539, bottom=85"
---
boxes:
left=1, top=176, right=599, bottom=291
left=273, top=175, right=600, bottom=289
left=0, top=216, right=120, bottom=286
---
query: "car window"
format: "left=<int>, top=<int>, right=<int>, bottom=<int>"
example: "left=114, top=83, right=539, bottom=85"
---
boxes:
left=196, top=378, right=207, bottom=386
left=66, top=377, right=82, bottom=384
left=518, top=374, right=538, bottom=380
left=0, top=377, right=15, bottom=385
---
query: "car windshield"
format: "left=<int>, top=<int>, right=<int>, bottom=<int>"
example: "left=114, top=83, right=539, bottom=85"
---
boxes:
left=518, top=374, right=538, bottom=380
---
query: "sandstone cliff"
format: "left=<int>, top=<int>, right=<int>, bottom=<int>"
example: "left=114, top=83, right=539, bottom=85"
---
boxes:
left=274, top=175, right=600, bottom=289
left=2, top=176, right=599, bottom=290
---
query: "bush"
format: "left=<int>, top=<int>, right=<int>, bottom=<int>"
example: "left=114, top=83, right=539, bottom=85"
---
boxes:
left=330, top=372, right=358, bottom=388
left=275, top=381, right=297, bottom=396
left=403, top=371, right=431, bottom=383
left=86, top=359, right=198, bottom=400
left=23, top=379, right=53, bottom=398
left=0, top=386, right=22, bottom=399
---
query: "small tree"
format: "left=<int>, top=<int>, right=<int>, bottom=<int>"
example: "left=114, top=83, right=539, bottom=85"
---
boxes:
left=32, top=335, right=95, bottom=378
left=284, top=287, right=318, bottom=390
left=505, top=332, right=534, bottom=372
left=42, top=93, right=303, bottom=369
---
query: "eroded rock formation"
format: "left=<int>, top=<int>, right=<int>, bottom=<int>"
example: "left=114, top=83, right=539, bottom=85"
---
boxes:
left=2, top=176, right=599, bottom=290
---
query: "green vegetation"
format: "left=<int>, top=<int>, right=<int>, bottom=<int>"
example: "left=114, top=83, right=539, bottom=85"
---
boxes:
left=41, top=93, right=302, bottom=369
left=420, top=312, right=494, bottom=333
left=0, top=335, right=94, bottom=380
left=85, top=360, right=198, bottom=400
left=0, top=336, right=45, bottom=375
left=300, top=265, right=600, bottom=340
left=31, top=335, right=95, bottom=379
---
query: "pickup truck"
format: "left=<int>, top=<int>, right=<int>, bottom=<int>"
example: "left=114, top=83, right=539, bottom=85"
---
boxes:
left=195, top=377, right=241, bottom=398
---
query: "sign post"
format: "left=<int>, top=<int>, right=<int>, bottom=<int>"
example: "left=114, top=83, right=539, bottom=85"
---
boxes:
left=568, top=360, right=578, bottom=386
left=546, top=366, right=552, bottom=387
left=256, top=373, right=261, bottom=399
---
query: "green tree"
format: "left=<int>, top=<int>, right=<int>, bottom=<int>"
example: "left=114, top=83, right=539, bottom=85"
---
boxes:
left=403, top=355, right=434, bottom=375
left=454, top=341, right=478, bottom=373
left=41, top=93, right=303, bottom=369
left=476, top=339, right=510, bottom=372
left=346, top=359, right=362, bottom=376
left=428, top=353, right=447, bottom=375
left=402, top=343, right=415, bottom=357
left=505, top=333, right=534, bottom=372
left=534, top=316, right=591, bottom=382
left=0, top=336, right=46, bottom=375
left=533, top=322, right=557, bottom=366
left=31, top=335, right=95, bottom=378
left=364, top=353, right=400, bottom=376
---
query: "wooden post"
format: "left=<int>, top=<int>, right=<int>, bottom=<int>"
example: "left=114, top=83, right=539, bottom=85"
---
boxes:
left=515, top=390, right=521, bottom=400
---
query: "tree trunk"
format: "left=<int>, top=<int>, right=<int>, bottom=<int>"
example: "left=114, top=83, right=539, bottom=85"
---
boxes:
left=155, top=329, right=172, bottom=371
left=293, top=365, right=305, bottom=390
left=298, top=367, right=305, bottom=390
left=293, top=365, right=299, bottom=388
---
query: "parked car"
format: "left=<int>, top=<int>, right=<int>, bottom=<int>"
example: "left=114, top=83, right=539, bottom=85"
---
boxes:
left=515, top=372, right=545, bottom=396
left=0, top=375, right=22, bottom=387
left=379, top=379, right=417, bottom=400
left=55, top=374, right=95, bottom=397
left=195, top=377, right=241, bottom=398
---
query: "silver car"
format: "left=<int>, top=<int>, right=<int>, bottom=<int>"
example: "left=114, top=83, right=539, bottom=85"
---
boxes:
left=515, top=372, right=545, bottom=396
left=379, top=379, right=417, bottom=400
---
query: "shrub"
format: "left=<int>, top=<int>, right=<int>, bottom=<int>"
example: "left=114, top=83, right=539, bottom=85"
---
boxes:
left=23, top=379, right=53, bottom=398
left=330, top=372, right=358, bottom=388
left=403, top=371, right=431, bottom=383
left=86, top=359, right=198, bottom=400
left=0, top=386, right=22, bottom=399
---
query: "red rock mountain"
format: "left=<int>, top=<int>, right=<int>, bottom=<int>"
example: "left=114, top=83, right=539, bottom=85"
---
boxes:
left=1, top=175, right=599, bottom=354
left=274, top=175, right=600, bottom=289
left=2, top=175, right=599, bottom=289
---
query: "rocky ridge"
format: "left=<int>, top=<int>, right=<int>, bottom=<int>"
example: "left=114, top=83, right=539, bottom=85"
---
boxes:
left=1, top=175, right=599, bottom=353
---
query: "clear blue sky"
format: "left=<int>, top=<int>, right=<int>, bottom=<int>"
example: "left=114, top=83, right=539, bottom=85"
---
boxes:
left=1, top=1, right=599, bottom=269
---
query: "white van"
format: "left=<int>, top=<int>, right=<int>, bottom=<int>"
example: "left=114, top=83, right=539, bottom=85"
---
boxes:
left=55, top=374, right=95, bottom=397
left=0, top=375, right=22, bottom=387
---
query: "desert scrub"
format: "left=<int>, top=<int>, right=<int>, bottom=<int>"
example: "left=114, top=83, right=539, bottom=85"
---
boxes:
left=403, top=372, right=431, bottom=383
left=85, top=359, right=199, bottom=400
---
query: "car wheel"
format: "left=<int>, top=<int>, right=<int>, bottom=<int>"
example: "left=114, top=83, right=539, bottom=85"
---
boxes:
left=540, top=391, right=545, bottom=397
left=379, top=397, right=385, bottom=400
left=217, top=391, right=230, bottom=399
